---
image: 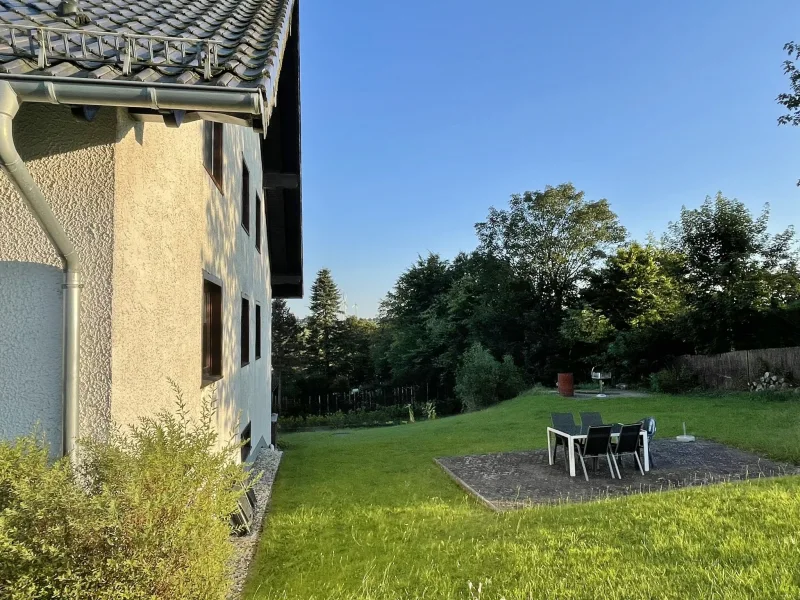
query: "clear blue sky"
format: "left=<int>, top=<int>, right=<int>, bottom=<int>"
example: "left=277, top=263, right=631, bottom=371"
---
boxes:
left=289, top=0, right=800, bottom=318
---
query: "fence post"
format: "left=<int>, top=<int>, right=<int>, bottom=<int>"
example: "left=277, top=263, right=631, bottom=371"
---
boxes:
left=746, top=350, right=751, bottom=383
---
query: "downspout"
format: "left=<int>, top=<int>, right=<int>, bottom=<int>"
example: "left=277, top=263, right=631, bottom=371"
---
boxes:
left=0, top=80, right=81, bottom=458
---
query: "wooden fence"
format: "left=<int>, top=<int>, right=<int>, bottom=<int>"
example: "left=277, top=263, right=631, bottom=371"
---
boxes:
left=678, top=346, right=800, bottom=389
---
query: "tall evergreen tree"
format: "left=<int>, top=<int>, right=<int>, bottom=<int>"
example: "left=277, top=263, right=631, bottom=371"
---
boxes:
left=306, top=268, right=344, bottom=386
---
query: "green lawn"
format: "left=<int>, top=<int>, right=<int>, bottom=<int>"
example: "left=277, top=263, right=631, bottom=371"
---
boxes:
left=244, top=392, right=800, bottom=599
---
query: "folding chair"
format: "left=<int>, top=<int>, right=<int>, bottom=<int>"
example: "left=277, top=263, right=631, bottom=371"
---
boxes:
left=550, top=413, right=579, bottom=471
left=575, top=425, right=616, bottom=481
left=639, top=417, right=656, bottom=468
left=611, top=423, right=645, bottom=478
left=580, top=412, right=604, bottom=430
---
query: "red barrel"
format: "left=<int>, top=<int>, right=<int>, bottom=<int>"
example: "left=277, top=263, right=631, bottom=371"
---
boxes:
left=557, top=373, right=574, bottom=397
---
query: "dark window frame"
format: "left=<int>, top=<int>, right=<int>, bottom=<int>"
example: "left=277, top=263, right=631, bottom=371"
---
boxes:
left=203, top=121, right=224, bottom=192
left=255, top=303, right=262, bottom=360
left=202, top=278, right=223, bottom=386
left=241, top=160, right=250, bottom=234
left=255, top=192, right=262, bottom=252
left=241, top=296, right=250, bottom=367
left=240, top=421, right=252, bottom=463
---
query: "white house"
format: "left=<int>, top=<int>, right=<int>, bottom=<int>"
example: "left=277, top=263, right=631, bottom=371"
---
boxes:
left=0, top=0, right=303, bottom=460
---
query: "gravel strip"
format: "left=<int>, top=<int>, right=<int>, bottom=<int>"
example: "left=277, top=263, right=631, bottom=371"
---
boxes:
left=228, top=448, right=282, bottom=600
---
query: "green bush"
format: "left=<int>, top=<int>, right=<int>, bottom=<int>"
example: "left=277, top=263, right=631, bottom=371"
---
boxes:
left=455, top=343, right=526, bottom=411
left=0, top=386, right=248, bottom=600
left=649, top=365, right=700, bottom=394
left=277, top=405, right=413, bottom=432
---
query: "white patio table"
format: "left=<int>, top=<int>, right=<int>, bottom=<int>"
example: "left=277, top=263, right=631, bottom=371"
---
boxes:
left=547, top=426, right=650, bottom=477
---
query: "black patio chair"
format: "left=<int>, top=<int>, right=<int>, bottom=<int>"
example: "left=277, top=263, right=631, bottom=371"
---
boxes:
left=550, top=413, right=579, bottom=470
left=638, top=417, right=656, bottom=468
left=576, top=425, right=616, bottom=482
left=611, top=423, right=645, bottom=477
left=580, top=412, right=604, bottom=431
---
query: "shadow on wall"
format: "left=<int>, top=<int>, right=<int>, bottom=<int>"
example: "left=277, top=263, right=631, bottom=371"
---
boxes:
left=205, top=126, right=250, bottom=444
left=16, top=103, right=116, bottom=161
left=0, top=261, right=63, bottom=454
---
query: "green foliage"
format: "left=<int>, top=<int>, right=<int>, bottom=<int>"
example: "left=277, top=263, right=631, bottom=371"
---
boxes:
left=583, top=242, right=685, bottom=331
left=0, top=387, right=247, bottom=600
left=246, top=391, right=800, bottom=599
left=665, top=193, right=800, bottom=353
left=338, top=316, right=378, bottom=389
left=497, top=354, right=526, bottom=401
left=272, top=298, right=304, bottom=401
left=475, top=183, right=626, bottom=298
left=649, top=365, right=700, bottom=394
left=305, top=268, right=345, bottom=385
left=455, top=343, right=501, bottom=411
left=777, top=42, right=800, bottom=184
left=455, top=344, right=525, bottom=411
left=277, top=406, right=414, bottom=432
left=778, top=41, right=800, bottom=131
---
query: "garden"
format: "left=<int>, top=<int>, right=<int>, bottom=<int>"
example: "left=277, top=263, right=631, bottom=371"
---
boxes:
left=244, top=389, right=800, bottom=600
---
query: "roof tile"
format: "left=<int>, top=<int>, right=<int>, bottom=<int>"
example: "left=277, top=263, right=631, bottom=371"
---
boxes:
left=0, top=0, right=293, bottom=88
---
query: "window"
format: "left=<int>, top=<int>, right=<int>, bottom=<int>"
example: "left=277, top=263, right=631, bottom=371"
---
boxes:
left=203, top=121, right=224, bottom=191
left=202, top=279, right=223, bottom=383
left=241, top=297, right=250, bottom=366
left=255, top=304, right=262, bottom=359
left=240, top=422, right=252, bottom=463
left=241, top=161, right=250, bottom=233
left=255, top=193, right=262, bottom=252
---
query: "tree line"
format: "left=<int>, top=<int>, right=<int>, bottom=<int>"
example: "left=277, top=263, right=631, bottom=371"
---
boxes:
left=273, top=184, right=800, bottom=412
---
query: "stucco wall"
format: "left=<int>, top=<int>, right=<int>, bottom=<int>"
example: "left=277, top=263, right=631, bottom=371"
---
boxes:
left=203, top=120, right=272, bottom=451
left=112, top=113, right=272, bottom=453
left=0, top=104, right=116, bottom=453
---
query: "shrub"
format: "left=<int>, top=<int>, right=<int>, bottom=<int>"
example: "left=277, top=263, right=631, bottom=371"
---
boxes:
left=277, top=405, right=413, bottom=432
left=455, top=344, right=526, bottom=412
left=497, top=354, right=526, bottom=400
left=0, top=385, right=248, bottom=600
left=649, top=365, right=700, bottom=394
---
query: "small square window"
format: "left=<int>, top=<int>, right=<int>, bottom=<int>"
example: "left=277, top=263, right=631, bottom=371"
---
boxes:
left=241, top=297, right=250, bottom=366
left=255, top=304, right=262, bottom=360
left=241, top=161, right=250, bottom=234
left=202, top=279, right=223, bottom=384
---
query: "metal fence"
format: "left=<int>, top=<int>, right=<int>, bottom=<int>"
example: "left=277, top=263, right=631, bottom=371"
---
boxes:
left=678, top=346, right=800, bottom=389
left=275, top=386, right=423, bottom=416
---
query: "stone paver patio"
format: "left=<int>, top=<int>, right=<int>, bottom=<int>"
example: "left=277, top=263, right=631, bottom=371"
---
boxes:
left=436, top=439, right=799, bottom=511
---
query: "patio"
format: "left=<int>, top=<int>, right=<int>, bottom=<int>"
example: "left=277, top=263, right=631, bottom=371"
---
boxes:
left=436, top=439, right=800, bottom=511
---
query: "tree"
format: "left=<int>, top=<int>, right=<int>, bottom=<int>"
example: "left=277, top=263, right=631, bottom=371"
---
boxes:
left=305, top=268, right=344, bottom=386
left=476, top=183, right=626, bottom=305
left=665, top=193, right=800, bottom=352
left=475, top=183, right=626, bottom=378
left=338, top=316, right=378, bottom=388
left=582, top=242, right=685, bottom=331
left=379, top=254, right=454, bottom=388
left=778, top=41, right=800, bottom=184
left=271, top=299, right=303, bottom=408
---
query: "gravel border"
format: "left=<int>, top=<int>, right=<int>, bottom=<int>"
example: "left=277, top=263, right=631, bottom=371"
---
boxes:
left=437, top=439, right=799, bottom=511
left=228, top=447, right=282, bottom=600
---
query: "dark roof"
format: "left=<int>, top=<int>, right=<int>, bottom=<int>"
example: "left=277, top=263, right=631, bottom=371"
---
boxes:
left=0, top=0, right=293, bottom=88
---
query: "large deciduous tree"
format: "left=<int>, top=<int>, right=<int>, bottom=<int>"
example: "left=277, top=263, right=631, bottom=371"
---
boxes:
left=665, top=193, right=800, bottom=353
left=475, top=183, right=626, bottom=306
left=475, top=183, right=626, bottom=377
